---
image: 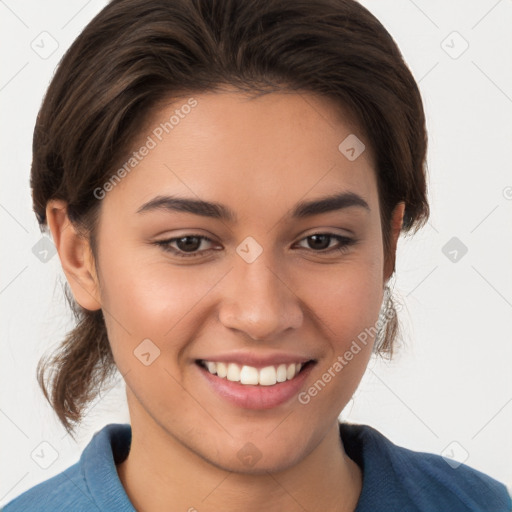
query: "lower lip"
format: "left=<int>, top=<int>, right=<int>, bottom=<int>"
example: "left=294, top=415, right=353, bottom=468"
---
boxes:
left=196, top=361, right=315, bottom=410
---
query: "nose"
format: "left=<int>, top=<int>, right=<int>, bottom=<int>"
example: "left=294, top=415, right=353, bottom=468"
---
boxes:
left=218, top=254, right=303, bottom=341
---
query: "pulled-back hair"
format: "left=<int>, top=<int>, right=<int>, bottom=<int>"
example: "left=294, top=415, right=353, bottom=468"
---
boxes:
left=32, top=0, right=429, bottom=436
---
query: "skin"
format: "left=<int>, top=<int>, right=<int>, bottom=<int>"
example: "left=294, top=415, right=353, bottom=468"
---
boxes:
left=47, top=89, right=404, bottom=512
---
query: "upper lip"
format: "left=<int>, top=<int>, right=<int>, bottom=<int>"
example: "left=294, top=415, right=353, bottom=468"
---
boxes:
left=196, top=351, right=316, bottom=369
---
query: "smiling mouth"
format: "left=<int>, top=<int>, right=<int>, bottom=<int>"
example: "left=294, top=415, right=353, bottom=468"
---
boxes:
left=196, top=359, right=315, bottom=386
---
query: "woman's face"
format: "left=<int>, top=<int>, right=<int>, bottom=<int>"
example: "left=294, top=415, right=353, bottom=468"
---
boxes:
left=90, top=89, right=400, bottom=472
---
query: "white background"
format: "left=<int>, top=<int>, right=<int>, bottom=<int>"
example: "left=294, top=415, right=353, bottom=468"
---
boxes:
left=1, top=0, right=511, bottom=505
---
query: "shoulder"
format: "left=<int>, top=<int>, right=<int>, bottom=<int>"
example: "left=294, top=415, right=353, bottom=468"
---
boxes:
left=1, top=423, right=134, bottom=512
left=0, top=460, right=92, bottom=512
left=339, top=422, right=512, bottom=512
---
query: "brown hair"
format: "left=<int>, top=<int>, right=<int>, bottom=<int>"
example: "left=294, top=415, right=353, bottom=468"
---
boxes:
left=32, top=0, right=429, bottom=436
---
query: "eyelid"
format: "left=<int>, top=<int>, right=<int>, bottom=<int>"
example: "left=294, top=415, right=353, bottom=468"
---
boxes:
left=154, top=234, right=218, bottom=258
left=294, top=233, right=352, bottom=245
left=154, top=231, right=356, bottom=259
left=298, top=225, right=356, bottom=238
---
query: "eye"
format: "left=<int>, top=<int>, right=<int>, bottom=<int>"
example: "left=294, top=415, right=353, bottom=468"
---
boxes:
left=154, top=235, right=218, bottom=258
left=295, top=233, right=356, bottom=254
left=154, top=232, right=356, bottom=259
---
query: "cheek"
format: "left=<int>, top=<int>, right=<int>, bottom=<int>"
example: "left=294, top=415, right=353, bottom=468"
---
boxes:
left=294, top=261, right=383, bottom=419
left=97, top=245, right=227, bottom=362
left=298, top=249, right=384, bottom=343
left=322, top=272, right=382, bottom=339
left=306, top=267, right=381, bottom=369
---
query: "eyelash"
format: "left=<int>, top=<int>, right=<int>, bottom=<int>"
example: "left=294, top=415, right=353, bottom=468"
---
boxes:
left=154, top=233, right=356, bottom=259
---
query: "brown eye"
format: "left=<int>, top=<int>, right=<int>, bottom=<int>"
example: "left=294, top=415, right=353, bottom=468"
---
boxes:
left=296, top=233, right=356, bottom=254
left=154, top=235, right=217, bottom=258
left=175, top=236, right=203, bottom=252
left=306, top=234, right=331, bottom=250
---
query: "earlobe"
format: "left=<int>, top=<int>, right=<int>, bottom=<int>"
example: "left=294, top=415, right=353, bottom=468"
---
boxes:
left=383, top=201, right=405, bottom=282
left=46, top=200, right=102, bottom=311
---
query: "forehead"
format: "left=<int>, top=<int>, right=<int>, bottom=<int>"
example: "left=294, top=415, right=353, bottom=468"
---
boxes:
left=103, top=90, right=378, bottom=220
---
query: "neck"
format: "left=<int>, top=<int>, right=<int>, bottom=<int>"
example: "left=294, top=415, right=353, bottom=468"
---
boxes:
left=117, top=410, right=362, bottom=512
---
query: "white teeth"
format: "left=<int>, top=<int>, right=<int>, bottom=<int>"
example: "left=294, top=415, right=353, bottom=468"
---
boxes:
left=240, top=365, right=259, bottom=385
left=206, top=361, right=217, bottom=374
left=200, top=360, right=307, bottom=386
left=216, top=362, right=227, bottom=378
left=259, top=366, right=277, bottom=386
left=276, top=364, right=287, bottom=383
left=226, top=363, right=241, bottom=382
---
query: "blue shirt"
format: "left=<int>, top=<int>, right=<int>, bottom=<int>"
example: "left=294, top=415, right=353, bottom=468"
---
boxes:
left=2, top=422, right=510, bottom=511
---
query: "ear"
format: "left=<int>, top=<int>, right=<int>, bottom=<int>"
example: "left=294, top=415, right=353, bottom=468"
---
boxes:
left=383, top=201, right=405, bottom=282
left=46, top=199, right=101, bottom=311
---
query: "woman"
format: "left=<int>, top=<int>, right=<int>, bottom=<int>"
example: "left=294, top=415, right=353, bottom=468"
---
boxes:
left=2, top=0, right=510, bottom=510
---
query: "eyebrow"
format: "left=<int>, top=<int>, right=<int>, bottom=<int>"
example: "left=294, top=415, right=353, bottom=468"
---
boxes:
left=136, top=191, right=370, bottom=221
